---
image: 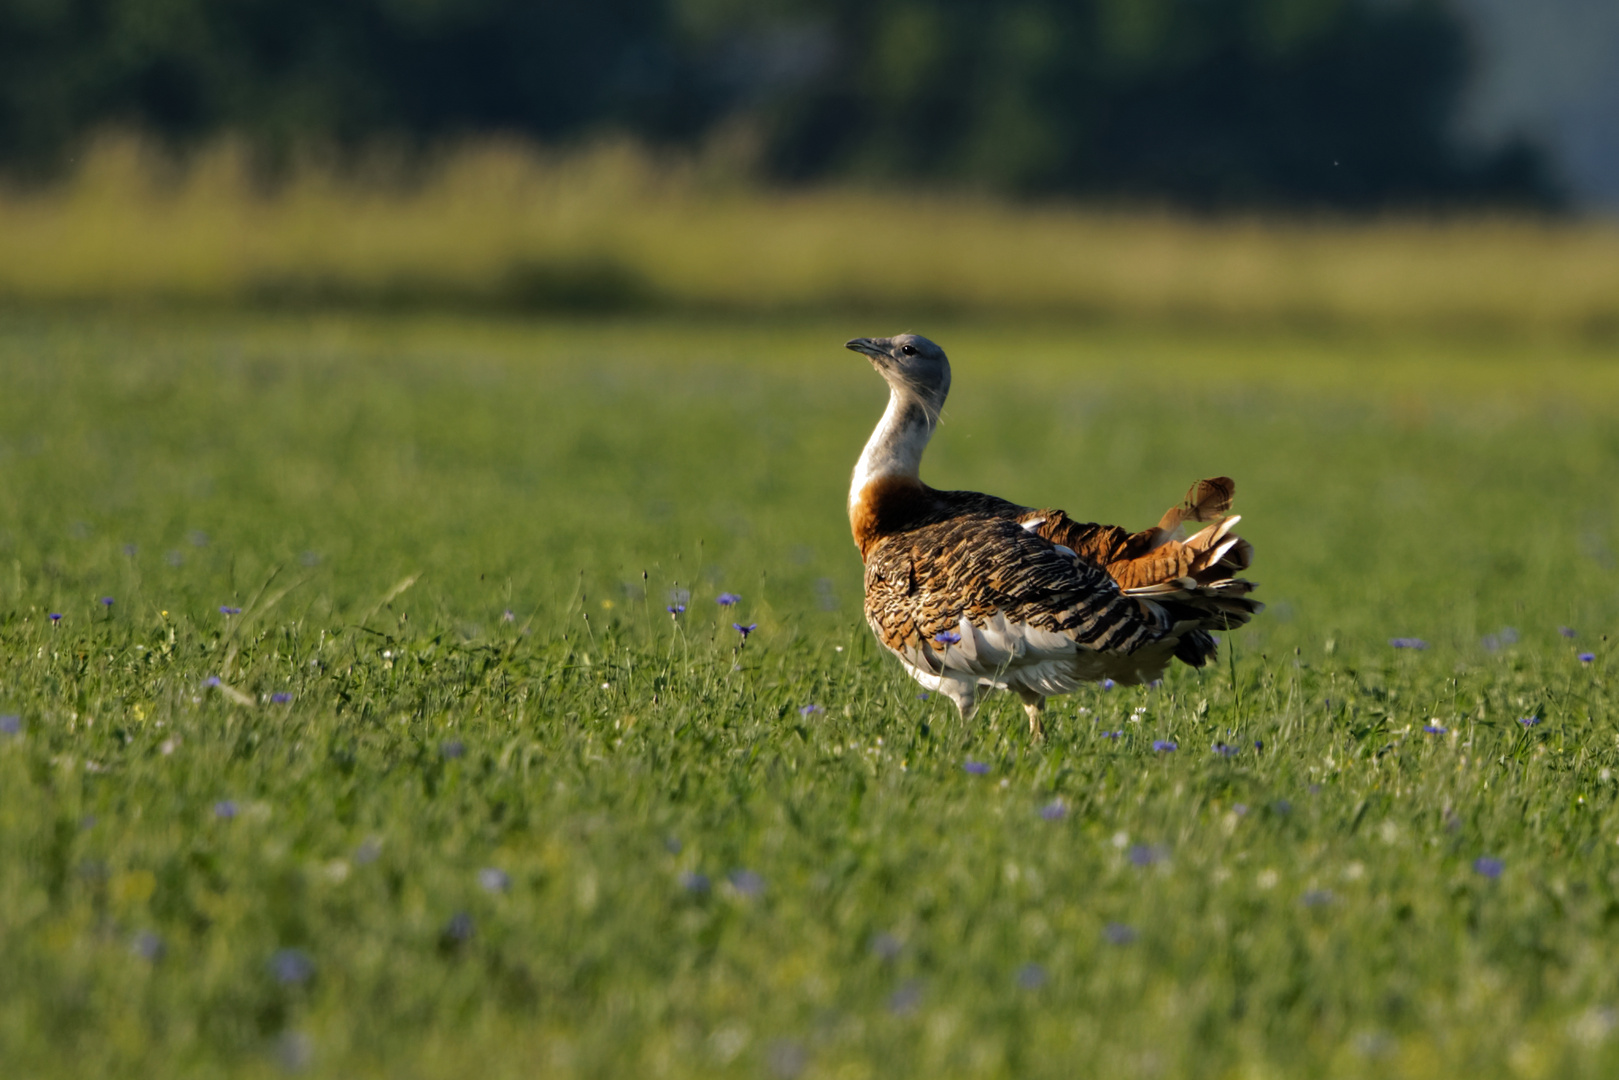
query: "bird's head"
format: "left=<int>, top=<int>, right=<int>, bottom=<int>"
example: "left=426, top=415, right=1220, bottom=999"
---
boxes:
left=845, top=333, right=951, bottom=413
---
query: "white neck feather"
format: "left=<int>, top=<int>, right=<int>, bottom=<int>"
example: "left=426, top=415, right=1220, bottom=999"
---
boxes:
left=849, top=388, right=935, bottom=511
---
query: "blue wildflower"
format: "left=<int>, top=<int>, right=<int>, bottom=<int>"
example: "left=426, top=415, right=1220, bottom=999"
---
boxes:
left=269, top=948, right=315, bottom=985
left=963, top=760, right=990, bottom=775
left=1559, top=627, right=1576, bottom=639
left=1016, top=962, right=1047, bottom=990
left=214, top=800, right=238, bottom=819
left=1519, top=716, right=1541, bottom=727
left=1101, top=730, right=1123, bottom=740
left=1152, top=740, right=1177, bottom=752
left=48, top=613, right=61, bottom=623
left=1103, top=923, right=1138, bottom=945
left=1213, top=742, right=1239, bottom=756
left=1101, top=678, right=1116, bottom=691
left=870, top=932, right=902, bottom=961
left=1578, top=652, right=1595, bottom=663
left=767, top=1041, right=808, bottom=1079
left=1039, top=800, right=1066, bottom=821
left=441, top=740, right=465, bottom=759
left=733, top=622, right=757, bottom=639
left=100, top=597, right=114, bottom=607
left=1473, top=856, right=1504, bottom=880
left=441, top=912, right=475, bottom=944
left=202, top=676, right=221, bottom=688
left=798, top=704, right=823, bottom=717
left=933, top=630, right=961, bottom=645
left=716, top=593, right=740, bottom=607
left=1423, top=724, right=1447, bottom=735
left=273, top=1033, right=313, bottom=1072
left=666, top=604, right=685, bottom=616
left=1390, top=638, right=1427, bottom=650
left=729, top=869, right=765, bottom=897
left=1128, top=844, right=1161, bottom=866
left=888, top=980, right=923, bottom=1015
left=270, top=692, right=291, bottom=704
left=131, top=930, right=165, bottom=961
left=219, top=606, right=241, bottom=615
left=0, top=715, right=19, bottom=736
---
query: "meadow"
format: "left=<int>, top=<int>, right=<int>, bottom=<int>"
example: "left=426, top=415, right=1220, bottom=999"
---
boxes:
left=1, top=149, right=1618, bottom=1078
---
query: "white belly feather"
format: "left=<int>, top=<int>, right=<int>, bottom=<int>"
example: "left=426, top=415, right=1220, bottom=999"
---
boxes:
left=874, top=608, right=1178, bottom=701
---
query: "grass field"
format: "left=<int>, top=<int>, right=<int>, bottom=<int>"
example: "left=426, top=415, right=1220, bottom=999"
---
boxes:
left=1, top=309, right=1617, bottom=1079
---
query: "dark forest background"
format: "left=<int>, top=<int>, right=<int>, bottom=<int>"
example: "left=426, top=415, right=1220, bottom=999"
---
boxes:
left=0, top=0, right=1558, bottom=208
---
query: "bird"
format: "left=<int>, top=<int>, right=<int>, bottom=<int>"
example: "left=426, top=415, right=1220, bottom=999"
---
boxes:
left=845, top=333, right=1260, bottom=740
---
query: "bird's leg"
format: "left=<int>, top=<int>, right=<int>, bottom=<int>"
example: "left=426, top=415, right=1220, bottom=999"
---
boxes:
left=1017, top=689, right=1046, bottom=741
left=939, top=674, right=978, bottom=725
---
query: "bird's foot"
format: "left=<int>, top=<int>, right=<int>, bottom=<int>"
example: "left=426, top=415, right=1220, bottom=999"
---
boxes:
left=1019, top=693, right=1047, bottom=742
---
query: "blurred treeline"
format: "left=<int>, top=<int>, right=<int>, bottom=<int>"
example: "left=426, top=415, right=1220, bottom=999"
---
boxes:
left=0, top=0, right=1555, bottom=208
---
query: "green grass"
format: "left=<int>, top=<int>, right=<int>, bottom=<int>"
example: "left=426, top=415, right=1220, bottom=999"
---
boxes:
left=1, top=310, right=1617, bottom=1079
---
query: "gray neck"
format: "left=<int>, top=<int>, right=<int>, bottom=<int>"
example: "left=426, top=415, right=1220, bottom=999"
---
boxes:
left=849, top=387, right=936, bottom=509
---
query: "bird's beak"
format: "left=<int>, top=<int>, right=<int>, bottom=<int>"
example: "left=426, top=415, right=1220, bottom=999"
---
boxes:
left=845, top=337, right=887, bottom=360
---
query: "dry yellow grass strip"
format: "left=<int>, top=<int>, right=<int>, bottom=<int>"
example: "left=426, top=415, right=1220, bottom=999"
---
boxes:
left=3, top=135, right=1617, bottom=332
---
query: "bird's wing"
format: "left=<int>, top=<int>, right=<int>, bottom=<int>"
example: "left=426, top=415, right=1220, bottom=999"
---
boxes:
left=863, top=515, right=1165, bottom=686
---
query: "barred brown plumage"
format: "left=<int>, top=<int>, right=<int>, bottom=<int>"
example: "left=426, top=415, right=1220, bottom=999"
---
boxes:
left=845, top=333, right=1261, bottom=739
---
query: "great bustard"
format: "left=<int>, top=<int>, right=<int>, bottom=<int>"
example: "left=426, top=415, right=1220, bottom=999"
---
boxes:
left=846, top=333, right=1260, bottom=740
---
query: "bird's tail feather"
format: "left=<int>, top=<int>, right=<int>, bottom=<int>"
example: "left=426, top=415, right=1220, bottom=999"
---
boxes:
left=1153, top=476, right=1235, bottom=538
left=1119, top=478, right=1261, bottom=666
left=1020, top=476, right=1259, bottom=668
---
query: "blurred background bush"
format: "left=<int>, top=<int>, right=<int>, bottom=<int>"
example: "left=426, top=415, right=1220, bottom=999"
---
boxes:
left=7, top=0, right=1614, bottom=207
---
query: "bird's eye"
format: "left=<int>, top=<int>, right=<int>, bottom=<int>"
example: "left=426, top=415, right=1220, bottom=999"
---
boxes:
left=900, top=344, right=917, bottom=356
